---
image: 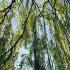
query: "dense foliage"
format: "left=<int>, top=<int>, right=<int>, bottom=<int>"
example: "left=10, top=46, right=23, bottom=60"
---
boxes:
left=0, top=0, right=70, bottom=70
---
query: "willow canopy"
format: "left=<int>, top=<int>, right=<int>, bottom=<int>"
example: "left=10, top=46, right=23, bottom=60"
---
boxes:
left=0, top=0, right=70, bottom=70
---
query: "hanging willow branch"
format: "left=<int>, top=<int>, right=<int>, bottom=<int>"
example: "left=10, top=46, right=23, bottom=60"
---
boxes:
left=0, top=1, right=33, bottom=64
left=0, top=0, right=15, bottom=25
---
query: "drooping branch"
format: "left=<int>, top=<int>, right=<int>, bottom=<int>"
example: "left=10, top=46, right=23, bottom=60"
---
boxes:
left=0, top=1, right=34, bottom=63
left=0, top=0, right=15, bottom=25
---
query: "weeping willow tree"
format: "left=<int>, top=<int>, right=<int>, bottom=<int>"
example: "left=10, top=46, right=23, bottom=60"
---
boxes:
left=0, top=0, right=70, bottom=70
